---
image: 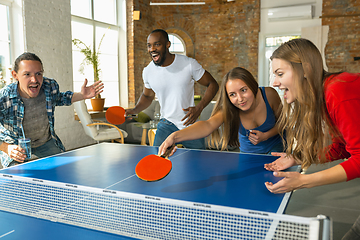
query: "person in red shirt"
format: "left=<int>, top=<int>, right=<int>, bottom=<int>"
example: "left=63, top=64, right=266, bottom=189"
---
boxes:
left=264, top=38, right=360, bottom=239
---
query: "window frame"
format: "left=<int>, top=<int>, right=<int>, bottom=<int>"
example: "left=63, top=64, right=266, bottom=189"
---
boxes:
left=0, top=0, right=13, bottom=87
left=168, top=33, right=186, bottom=56
left=70, top=0, right=127, bottom=108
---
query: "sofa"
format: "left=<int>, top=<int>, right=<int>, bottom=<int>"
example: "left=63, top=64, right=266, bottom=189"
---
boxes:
left=117, top=100, right=216, bottom=145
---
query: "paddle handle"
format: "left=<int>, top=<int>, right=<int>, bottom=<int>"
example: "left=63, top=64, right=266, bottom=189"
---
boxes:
left=126, top=114, right=138, bottom=118
left=160, top=144, right=175, bottom=158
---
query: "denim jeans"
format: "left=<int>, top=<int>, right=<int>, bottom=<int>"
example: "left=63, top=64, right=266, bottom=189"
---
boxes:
left=32, top=138, right=63, bottom=159
left=342, top=215, right=360, bottom=240
left=154, top=118, right=205, bottom=150
left=9, top=138, right=63, bottom=167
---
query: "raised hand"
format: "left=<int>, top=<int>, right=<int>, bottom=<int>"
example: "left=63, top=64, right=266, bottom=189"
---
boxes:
left=81, top=78, right=104, bottom=99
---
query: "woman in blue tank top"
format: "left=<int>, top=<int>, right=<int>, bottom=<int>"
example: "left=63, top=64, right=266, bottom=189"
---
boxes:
left=238, top=86, right=284, bottom=154
left=158, top=67, right=284, bottom=156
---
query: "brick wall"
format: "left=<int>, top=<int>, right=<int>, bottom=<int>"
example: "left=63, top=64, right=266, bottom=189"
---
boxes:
left=322, top=0, right=360, bottom=73
left=127, top=0, right=260, bottom=106
left=127, top=0, right=136, bottom=106
left=127, top=0, right=359, bottom=106
left=127, top=0, right=156, bottom=106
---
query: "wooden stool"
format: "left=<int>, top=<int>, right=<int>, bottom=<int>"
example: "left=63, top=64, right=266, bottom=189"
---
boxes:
left=148, top=129, right=157, bottom=146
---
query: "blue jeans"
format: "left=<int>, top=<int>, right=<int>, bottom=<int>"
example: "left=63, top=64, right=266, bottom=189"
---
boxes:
left=32, top=138, right=63, bottom=159
left=154, top=118, right=205, bottom=150
left=342, top=215, right=360, bottom=240
left=9, top=138, right=63, bottom=167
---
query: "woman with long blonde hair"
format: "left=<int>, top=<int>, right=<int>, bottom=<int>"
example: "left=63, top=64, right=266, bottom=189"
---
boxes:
left=264, top=38, right=360, bottom=239
left=158, top=67, right=284, bottom=155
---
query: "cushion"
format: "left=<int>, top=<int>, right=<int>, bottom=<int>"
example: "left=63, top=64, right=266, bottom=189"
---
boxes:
left=134, top=112, right=151, bottom=123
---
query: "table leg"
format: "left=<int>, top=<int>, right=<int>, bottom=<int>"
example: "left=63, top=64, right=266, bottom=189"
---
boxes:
left=141, top=128, right=147, bottom=145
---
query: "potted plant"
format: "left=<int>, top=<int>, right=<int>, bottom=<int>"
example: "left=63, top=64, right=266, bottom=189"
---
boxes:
left=72, top=31, right=107, bottom=111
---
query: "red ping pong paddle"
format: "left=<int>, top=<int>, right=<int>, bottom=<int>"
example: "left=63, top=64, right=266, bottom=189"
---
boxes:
left=135, top=144, right=175, bottom=182
left=106, top=106, right=126, bottom=125
left=106, top=106, right=138, bottom=125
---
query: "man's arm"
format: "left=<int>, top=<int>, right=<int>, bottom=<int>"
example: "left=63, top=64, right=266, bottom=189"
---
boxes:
left=182, top=71, right=219, bottom=126
left=196, top=71, right=219, bottom=111
left=125, top=87, right=155, bottom=115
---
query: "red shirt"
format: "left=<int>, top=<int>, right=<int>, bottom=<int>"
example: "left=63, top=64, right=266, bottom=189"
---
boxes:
left=325, top=72, right=360, bottom=180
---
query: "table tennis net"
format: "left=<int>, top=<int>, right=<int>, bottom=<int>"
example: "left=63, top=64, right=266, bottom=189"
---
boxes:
left=0, top=174, right=331, bottom=240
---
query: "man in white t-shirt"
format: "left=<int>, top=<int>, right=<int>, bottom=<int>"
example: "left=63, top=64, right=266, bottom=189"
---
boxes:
left=126, top=29, right=218, bottom=149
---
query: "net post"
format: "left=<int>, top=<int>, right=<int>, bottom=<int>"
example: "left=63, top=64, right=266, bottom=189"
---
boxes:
left=317, top=215, right=332, bottom=240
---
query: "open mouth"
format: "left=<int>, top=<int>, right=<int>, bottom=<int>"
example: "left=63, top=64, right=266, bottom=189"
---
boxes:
left=151, top=52, right=160, bottom=62
left=28, top=84, right=40, bottom=93
left=283, top=88, right=289, bottom=99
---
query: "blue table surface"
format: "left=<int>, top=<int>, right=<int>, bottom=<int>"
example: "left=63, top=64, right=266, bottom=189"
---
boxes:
left=0, top=143, right=292, bottom=240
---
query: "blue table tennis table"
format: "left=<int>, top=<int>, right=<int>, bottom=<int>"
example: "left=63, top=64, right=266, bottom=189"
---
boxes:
left=0, top=143, right=326, bottom=240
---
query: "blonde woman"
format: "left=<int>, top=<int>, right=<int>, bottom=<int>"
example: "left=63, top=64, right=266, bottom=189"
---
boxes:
left=263, top=38, right=360, bottom=239
left=159, top=67, right=284, bottom=155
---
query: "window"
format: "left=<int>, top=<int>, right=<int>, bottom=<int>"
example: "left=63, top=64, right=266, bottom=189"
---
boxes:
left=71, top=0, right=123, bottom=108
left=265, top=35, right=300, bottom=97
left=169, top=34, right=186, bottom=55
left=265, top=36, right=300, bottom=48
left=0, top=3, right=11, bottom=88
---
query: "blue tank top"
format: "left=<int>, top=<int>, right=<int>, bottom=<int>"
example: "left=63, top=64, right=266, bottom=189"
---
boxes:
left=238, top=87, right=282, bottom=154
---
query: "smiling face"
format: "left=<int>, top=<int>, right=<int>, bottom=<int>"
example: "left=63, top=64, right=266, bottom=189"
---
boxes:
left=271, top=58, right=297, bottom=104
left=147, top=32, right=171, bottom=66
left=226, top=78, right=255, bottom=111
left=12, top=60, right=44, bottom=98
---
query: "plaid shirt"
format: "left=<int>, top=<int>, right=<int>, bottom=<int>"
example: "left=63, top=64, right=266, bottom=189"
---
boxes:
left=0, top=77, right=73, bottom=167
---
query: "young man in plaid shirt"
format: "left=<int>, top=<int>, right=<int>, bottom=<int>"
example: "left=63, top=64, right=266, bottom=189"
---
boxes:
left=0, top=52, right=103, bottom=167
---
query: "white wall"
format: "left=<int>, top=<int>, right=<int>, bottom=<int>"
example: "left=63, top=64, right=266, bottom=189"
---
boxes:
left=258, top=0, right=323, bottom=86
left=22, top=0, right=95, bottom=150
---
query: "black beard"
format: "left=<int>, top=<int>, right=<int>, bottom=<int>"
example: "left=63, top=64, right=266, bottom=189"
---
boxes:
left=153, top=55, right=166, bottom=66
left=152, top=49, right=167, bottom=66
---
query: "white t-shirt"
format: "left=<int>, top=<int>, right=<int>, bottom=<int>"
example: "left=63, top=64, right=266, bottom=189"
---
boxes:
left=143, top=54, right=205, bottom=130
